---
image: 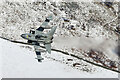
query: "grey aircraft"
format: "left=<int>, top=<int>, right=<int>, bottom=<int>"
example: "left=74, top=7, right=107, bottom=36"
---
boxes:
left=21, top=15, right=57, bottom=62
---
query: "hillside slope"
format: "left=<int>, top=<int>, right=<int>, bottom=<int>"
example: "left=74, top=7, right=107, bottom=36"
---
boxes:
left=0, top=0, right=119, bottom=78
left=0, top=38, right=118, bottom=78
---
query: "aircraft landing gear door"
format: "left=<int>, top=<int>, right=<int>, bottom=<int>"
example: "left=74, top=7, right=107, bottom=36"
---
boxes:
left=35, top=35, right=41, bottom=39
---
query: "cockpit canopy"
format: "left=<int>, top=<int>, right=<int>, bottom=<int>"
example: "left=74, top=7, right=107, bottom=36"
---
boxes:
left=30, top=30, right=35, bottom=34
left=36, top=27, right=44, bottom=31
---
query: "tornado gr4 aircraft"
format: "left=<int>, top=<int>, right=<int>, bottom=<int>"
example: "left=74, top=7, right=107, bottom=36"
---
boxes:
left=21, top=15, right=57, bottom=62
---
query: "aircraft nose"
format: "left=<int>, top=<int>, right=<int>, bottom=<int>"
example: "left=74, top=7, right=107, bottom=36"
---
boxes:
left=21, top=34, right=25, bottom=38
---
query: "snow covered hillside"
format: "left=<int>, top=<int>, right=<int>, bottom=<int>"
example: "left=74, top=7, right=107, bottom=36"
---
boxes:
left=0, top=0, right=119, bottom=78
left=0, top=38, right=118, bottom=78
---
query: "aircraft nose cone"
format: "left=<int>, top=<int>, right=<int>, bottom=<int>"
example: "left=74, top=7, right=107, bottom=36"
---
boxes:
left=21, top=34, right=25, bottom=38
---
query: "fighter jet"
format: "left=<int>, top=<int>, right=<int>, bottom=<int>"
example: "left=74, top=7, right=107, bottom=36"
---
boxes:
left=21, top=15, right=57, bottom=62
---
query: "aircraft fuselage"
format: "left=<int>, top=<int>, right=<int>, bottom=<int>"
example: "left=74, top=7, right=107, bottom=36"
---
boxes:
left=21, top=33, right=53, bottom=44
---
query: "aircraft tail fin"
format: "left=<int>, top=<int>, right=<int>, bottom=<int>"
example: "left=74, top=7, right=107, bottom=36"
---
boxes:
left=47, top=26, right=57, bottom=36
left=45, top=43, right=51, bottom=54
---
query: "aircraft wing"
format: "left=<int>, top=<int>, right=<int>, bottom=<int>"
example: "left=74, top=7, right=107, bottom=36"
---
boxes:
left=41, top=14, right=53, bottom=27
left=36, top=14, right=53, bottom=32
left=34, top=44, right=44, bottom=62
left=45, top=43, right=51, bottom=54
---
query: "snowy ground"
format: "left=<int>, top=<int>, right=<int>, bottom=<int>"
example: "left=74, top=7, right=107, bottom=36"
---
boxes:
left=0, top=38, right=118, bottom=78
left=0, top=39, right=2, bottom=79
